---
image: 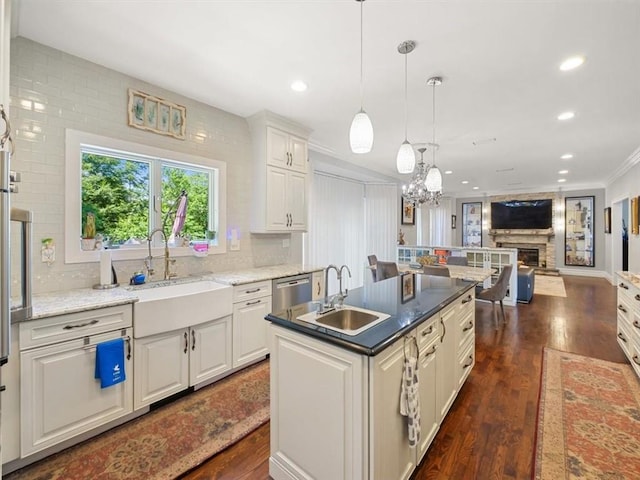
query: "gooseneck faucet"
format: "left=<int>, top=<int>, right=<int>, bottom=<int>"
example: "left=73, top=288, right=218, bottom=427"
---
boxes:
left=146, top=228, right=175, bottom=280
left=322, top=264, right=341, bottom=313
left=339, top=264, right=352, bottom=299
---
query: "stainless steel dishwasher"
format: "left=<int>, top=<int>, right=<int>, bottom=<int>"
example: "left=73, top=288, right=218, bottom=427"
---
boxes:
left=272, top=273, right=312, bottom=312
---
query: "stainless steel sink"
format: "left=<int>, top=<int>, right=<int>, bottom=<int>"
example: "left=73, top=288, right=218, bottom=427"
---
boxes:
left=297, top=306, right=390, bottom=336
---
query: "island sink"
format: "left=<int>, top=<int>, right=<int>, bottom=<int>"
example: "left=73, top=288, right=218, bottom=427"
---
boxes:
left=297, top=306, right=389, bottom=336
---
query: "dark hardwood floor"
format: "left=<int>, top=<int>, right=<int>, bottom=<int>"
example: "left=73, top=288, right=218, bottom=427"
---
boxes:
left=180, top=275, right=626, bottom=480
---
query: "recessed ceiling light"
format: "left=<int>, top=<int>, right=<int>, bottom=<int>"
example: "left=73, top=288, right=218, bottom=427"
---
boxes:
left=557, top=111, right=575, bottom=121
left=290, top=80, right=308, bottom=92
left=558, top=169, right=569, bottom=174
left=561, top=153, right=574, bottom=160
left=558, top=178, right=567, bottom=183
left=461, top=180, right=469, bottom=184
left=472, top=186, right=479, bottom=190
left=560, top=56, right=585, bottom=71
left=444, top=170, right=453, bottom=175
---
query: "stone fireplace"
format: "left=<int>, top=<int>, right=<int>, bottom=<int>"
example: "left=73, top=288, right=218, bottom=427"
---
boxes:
left=487, top=192, right=559, bottom=270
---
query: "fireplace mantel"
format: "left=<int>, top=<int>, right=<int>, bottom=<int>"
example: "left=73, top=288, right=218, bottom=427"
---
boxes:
left=488, top=228, right=554, bottom=240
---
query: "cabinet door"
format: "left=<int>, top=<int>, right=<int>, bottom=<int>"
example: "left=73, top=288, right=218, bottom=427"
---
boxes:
left=417, top=341, right=439, bottom=462
left=189, top=316, right=233, bottom=386
left=233, top=297, right=271, bottom=368
left=371, top=335, right=416, bottom=480
left=266, top=126, right=290, bottom=169
left=312, top=270, right=325, bottom=301
left=436, top=305, right=458, bottom=420
left=289, top=134, right=308, bottom=173
left=265, top=165, right=288, bottom=230
left=134, top=329, right=189, bottom=409
left=287, top=170, right=307, bottom=231
left=20, top=329, right=133, bottom=456
left=269, top=324, right=366, bottom=480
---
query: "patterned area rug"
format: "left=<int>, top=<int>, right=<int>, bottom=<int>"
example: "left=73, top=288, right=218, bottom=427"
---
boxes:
left=6, top=361, right=270, bottom=480
left=533, top=348, right=640, bottom=479
left=534, top=275, right=567, bottom=297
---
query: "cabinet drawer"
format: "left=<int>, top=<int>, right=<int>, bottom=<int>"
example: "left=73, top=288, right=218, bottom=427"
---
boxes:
left=457, top=341, right=475, bottom=388
left=617, top=320, right=633, bottom=358
left=616, top=294, right=633, bottom=326
left=20, top=305, right=133, bottom=350
left=416, top=315, right=438, bottom=350
left=233, top=281, right=272, bottom=303
left=458, top=310, right=475, bottom=352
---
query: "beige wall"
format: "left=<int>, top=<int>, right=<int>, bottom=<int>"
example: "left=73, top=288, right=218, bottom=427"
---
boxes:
left=9, top=37, right=295, bottom=294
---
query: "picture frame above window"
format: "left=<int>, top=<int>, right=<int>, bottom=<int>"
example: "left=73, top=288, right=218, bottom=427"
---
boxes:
left=127, top=89, right=186, bottom=140
left=604, top=207, right=611, bottom=234
left=401, top=197, right=415, bottom=225
left=565, top=196, right=594, bottom=267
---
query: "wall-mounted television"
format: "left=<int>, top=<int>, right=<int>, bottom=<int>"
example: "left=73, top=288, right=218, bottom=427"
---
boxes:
left=490, top=199, right=553, bottom=229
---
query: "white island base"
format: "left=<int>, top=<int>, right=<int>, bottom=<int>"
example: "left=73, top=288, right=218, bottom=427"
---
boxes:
left=268, top=289, right=475, bottom=480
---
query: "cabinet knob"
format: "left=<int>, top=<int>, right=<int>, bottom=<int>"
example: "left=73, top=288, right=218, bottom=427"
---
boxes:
left=617, top=332, right=627, bottom=343
left=619, top=282, right=629, bottom=289
left=463, top=355, right=474, bottom=369
left=633, top=355, right=640, bottom=366
left=618, top=305, right=628, bottom=313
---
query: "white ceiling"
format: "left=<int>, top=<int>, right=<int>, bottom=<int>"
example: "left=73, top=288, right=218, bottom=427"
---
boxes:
left=13, top=0, right=640, bottom=196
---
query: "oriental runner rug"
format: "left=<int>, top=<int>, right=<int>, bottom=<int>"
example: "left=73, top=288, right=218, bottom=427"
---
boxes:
left=533, top=348, right=640, bottom=479
left=534, top=275, right=567, bottom=297
left=6, top=360, right=270, bottom=480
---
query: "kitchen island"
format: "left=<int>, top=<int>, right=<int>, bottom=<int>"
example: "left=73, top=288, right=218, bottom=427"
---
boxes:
left=266, top=273, right=476, bottom=480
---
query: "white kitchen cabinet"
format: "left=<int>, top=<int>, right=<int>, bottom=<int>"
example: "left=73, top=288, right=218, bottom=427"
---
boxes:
left=265, top=165, right=307, bottom=231
left=269, top=324, right=367, bottom=480
left=134, top=315, right=232, bottom=410
left=1, top=327, right=21, bottom=464
left=312, top=270, right=325, bottom=301
left=190, top=316, right=233, bottom=385
left=370, top=335, right=416, bottom=480
left=266, top=126, right=308, bottom=173
left=232, top=281, right=271, bottom=368
left=248, top=110, right=312, bottom=233
left=21, top=328, right=133, bottom=457
left=436, top=302, right=458, bottom=420
left=269, top=287, right=476, bottom=480
left=616, top=273, right=640, bottom=379
left=134, top=329, right=189, bottom=408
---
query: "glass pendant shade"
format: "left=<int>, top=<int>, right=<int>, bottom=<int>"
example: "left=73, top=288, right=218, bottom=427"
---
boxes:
left=396, top=140, right=415, bottom=173
left=425, top=165, right=442, bottom=192
left=349, top=109, right=374, bottom=153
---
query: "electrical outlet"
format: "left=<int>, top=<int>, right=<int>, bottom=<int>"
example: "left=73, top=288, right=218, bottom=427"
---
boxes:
left=282, top=238, right=290, bottom=248
left=41, top=243, right=55, bottom=264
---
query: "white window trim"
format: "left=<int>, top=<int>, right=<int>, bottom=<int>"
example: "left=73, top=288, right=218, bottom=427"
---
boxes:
left=65, top=129, right=227, bottom=264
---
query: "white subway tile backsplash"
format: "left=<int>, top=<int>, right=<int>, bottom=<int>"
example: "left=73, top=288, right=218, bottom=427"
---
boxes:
left=10, top=37, right=292, bottom=294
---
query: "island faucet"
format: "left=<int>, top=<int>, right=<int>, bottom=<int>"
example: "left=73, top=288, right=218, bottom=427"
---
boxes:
left=322, top=264, right=341, bottom=313
left=338, top=264, right=352, bottom=300
left=145, top=227, right=176, bottom=280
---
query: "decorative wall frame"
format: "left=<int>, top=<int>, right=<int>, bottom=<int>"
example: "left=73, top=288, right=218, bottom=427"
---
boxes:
left=565, top=196, right=595, bottom=267
left=632, top=197, right=639, bottom=235
left=451, top=214, right=457, bottom=229
left=400, top=273, right=416, bottom=303
left=401, top=197, right=415, bottom=225
left=128, top=89, right=186, bottom=139
left=604, top=207, right=611, bottom=234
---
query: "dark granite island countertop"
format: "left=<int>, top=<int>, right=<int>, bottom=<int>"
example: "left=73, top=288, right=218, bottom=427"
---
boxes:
left=266, top=273, right=475, bottom=356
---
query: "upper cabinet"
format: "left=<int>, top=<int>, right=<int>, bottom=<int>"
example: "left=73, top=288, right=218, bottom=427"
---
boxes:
left=248, top=111, right=312, bottom=233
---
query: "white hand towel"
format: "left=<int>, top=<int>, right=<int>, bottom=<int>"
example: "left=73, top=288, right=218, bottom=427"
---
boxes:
left=399, top=354, right=421, bottom=447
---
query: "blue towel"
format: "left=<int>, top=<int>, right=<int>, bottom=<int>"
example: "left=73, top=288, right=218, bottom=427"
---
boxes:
left=94, top=338, right=126, bottom=388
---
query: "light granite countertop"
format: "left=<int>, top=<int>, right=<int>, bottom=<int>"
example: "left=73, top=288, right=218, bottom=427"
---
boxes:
left=24, top=264, right=324, bottom=321
left=617, top=271, right=640, bottom=289
left=206, top=264, right=323, bottom=286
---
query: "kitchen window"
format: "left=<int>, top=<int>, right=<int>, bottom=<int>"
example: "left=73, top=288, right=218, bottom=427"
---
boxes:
left=65, top=130, right=227, bottom=263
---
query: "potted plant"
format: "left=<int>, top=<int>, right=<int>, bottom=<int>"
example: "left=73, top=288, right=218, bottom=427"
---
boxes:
left=81, top=212, right=97, bottom=251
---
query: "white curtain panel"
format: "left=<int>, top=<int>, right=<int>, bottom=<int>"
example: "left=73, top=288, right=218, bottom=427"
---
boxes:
left=428, top=197, right=453, bottom=246
left=365, top=184, right=399, bottom=265
left=307, top=172, right=365, bottom=294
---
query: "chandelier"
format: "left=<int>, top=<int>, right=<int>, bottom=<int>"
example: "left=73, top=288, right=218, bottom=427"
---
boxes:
left=401, top=145, right=441, bottom=206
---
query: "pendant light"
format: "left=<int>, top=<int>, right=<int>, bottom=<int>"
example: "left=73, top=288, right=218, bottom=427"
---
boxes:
left=396, top=40, right=416, bottom=174
left=349, top=0, right=373, bottom=154
left=425, top=76, right=443, bottom=193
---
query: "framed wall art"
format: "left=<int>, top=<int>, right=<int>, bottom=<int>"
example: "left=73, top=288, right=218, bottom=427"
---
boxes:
left=565, top=196, right=595, bottom=267
left=400, top=273, right=416, bottom=303
left=604, top=207, right=611, bottom=234
left=401, top=197, right=415, bottom=225
left=128, top=89, right=186, bottom=140
left=632, top=197, right=639, bottom=235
